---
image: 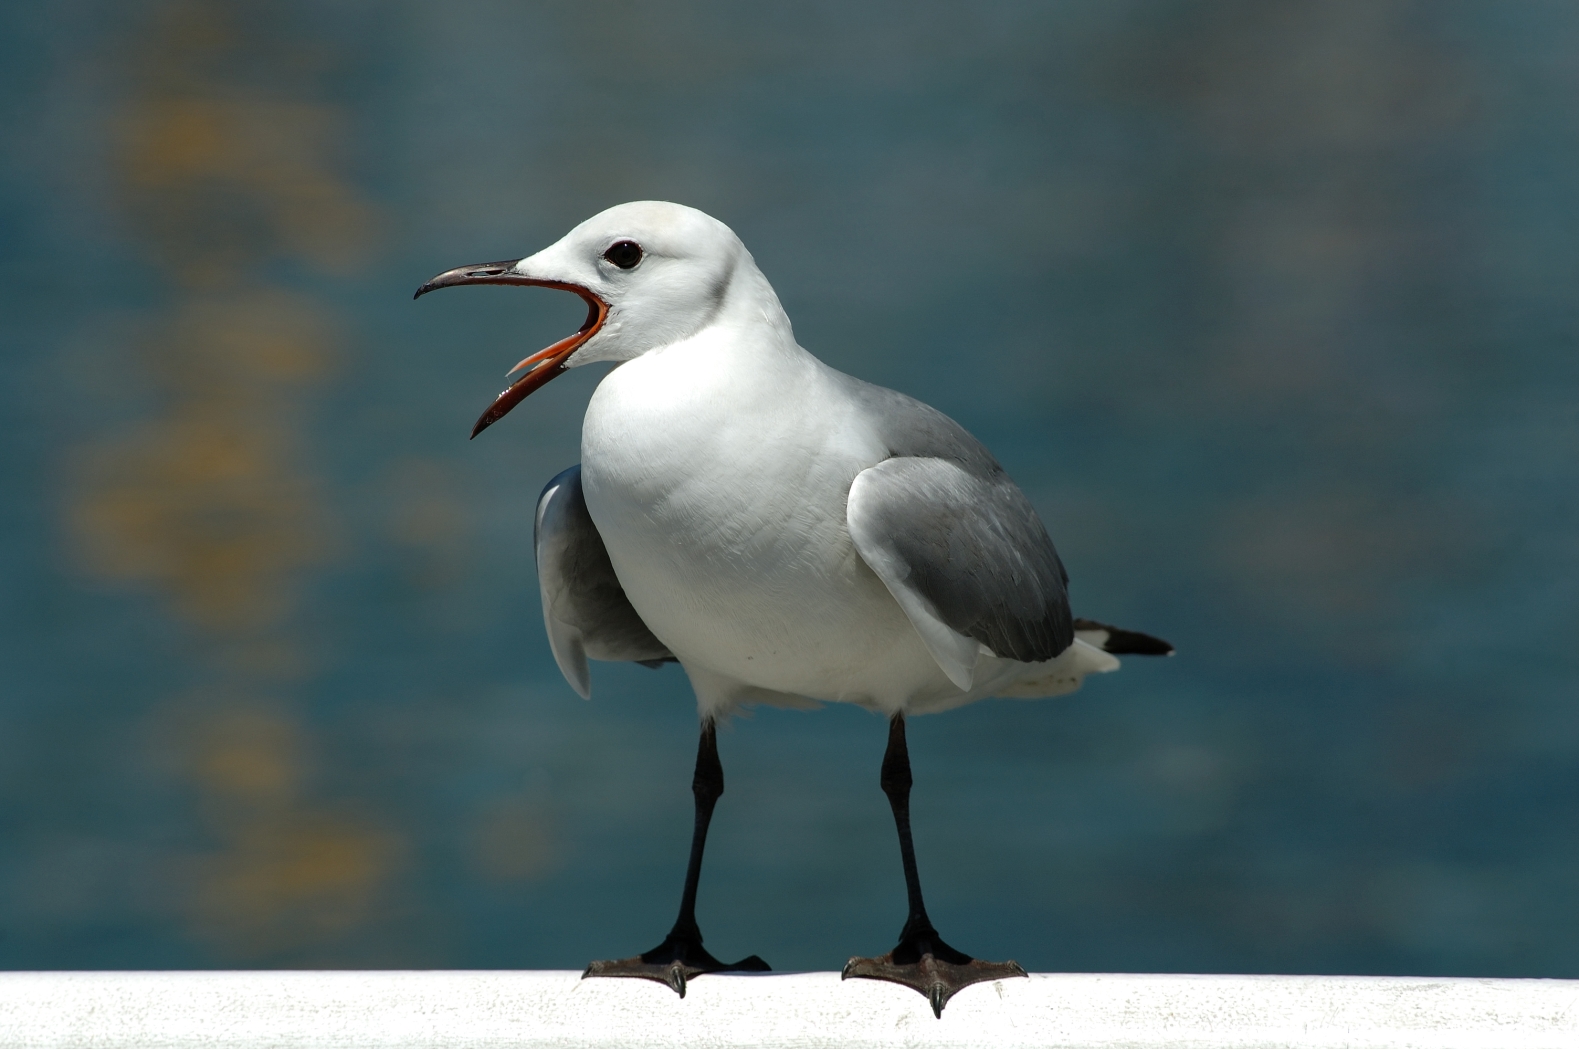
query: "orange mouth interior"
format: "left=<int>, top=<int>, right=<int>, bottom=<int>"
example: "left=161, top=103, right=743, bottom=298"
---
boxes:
left=471, top=285, right=608, bottom=439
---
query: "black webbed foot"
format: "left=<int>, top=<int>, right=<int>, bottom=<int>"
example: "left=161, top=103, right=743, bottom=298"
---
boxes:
left=842, top=919, right=1026, bottom=1017
left=845, top=716, right=1029, bottom=1017
left=582, top=721, right=769, bottom=997
left=583, top=928, right=769, bottom=998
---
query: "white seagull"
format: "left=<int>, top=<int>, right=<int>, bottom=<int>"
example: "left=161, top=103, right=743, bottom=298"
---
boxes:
left=416, top=201, right=1171, bottom=1017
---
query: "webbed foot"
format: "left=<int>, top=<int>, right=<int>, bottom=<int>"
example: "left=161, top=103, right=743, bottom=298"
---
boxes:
left=583, top=929, right=769, bottom=997
left=842, top=922, right=1025, bottom=1017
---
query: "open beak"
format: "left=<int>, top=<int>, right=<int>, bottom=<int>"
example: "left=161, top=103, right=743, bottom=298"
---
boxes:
left=414, top=260, right=609, bottom=438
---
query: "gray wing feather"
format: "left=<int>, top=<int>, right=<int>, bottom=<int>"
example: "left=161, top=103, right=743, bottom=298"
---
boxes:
left=848, top=457, right=1073, bottom=675
left=833, top=375, right=1003, bottom=472
left=842, top=377, right=1073, bottom=687
left=534, top=465, right=674, bottom=698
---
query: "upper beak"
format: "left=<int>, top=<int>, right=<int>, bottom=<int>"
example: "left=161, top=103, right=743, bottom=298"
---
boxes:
left=414, top=260, right=609, bottom=438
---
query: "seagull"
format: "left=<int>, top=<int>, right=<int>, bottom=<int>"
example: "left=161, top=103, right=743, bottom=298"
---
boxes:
left=415, top=201, right=1172, bottom=1017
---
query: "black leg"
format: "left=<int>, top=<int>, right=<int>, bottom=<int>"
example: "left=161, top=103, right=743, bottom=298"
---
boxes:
left=842, top=714, right=1026, bottom=1017
left=583, top=719, right=770, bottom=996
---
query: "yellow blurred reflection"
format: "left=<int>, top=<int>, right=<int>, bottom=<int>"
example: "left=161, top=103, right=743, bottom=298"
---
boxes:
left=68, top=0, right=396, bottom=960
left=122, top=96, right=374, bottom=277
left=72, top=293, right=334, bottom=633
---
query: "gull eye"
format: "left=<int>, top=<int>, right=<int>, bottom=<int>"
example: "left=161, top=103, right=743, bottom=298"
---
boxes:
left=603, top=240, right=643, bottom=269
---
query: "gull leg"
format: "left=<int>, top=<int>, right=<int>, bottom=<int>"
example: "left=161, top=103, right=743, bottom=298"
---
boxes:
left=583, top=719, right=769, bottom=996
left=842, top=713, right=1026, bottom=1017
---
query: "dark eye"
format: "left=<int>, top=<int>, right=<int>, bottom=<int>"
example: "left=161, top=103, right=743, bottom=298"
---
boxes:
left=604, top=240, right=643, bottom=269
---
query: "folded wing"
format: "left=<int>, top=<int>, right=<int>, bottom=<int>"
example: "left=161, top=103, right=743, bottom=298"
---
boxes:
left=847, top=456, right=1074, bottom=691
left=534, top=465, right=674, bottom=697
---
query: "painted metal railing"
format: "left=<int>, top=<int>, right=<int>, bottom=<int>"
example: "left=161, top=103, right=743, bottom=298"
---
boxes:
left=3, top=970, right=1576, bottom=1048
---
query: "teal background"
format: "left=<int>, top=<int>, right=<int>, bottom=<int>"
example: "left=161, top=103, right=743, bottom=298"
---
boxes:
left=2, top=1, right=1576, bottom=976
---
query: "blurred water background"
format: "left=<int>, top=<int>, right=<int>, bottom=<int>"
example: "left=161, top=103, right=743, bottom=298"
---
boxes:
left=2, top=0, right=1576, bottom=976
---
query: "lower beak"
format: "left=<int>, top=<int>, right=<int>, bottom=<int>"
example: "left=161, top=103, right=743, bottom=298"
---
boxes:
left=413, top=261, right=609, bottom=438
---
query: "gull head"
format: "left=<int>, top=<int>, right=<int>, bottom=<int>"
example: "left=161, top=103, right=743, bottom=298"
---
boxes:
left=415, top=201, right=751, bottom=437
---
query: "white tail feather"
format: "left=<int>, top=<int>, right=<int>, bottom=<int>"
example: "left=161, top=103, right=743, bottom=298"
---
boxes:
left=995, top=639, right=1120, bottom=699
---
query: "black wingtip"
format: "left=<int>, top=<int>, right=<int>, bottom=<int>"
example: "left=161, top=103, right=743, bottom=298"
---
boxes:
left=1073, top=617, right=1175, bottom=656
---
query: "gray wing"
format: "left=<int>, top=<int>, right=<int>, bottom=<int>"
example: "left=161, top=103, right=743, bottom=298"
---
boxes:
left=847, top=454, right=1073, bottom=692
left=534, top=465, right=674, bottom=698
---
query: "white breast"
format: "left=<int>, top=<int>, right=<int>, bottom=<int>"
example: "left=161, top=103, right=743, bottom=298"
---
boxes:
left=578, top=325, right=953, bottom=715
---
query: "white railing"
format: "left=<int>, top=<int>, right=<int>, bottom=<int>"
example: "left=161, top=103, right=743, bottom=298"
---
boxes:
left=2, top=970, right=1576, bottom=1048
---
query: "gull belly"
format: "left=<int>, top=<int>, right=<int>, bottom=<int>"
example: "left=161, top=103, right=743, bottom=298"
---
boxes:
left=580, top=327, right=951, bottom=716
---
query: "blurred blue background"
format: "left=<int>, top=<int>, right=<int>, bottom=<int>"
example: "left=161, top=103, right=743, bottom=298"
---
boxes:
left=2, top=0, right=1576, bottom=976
